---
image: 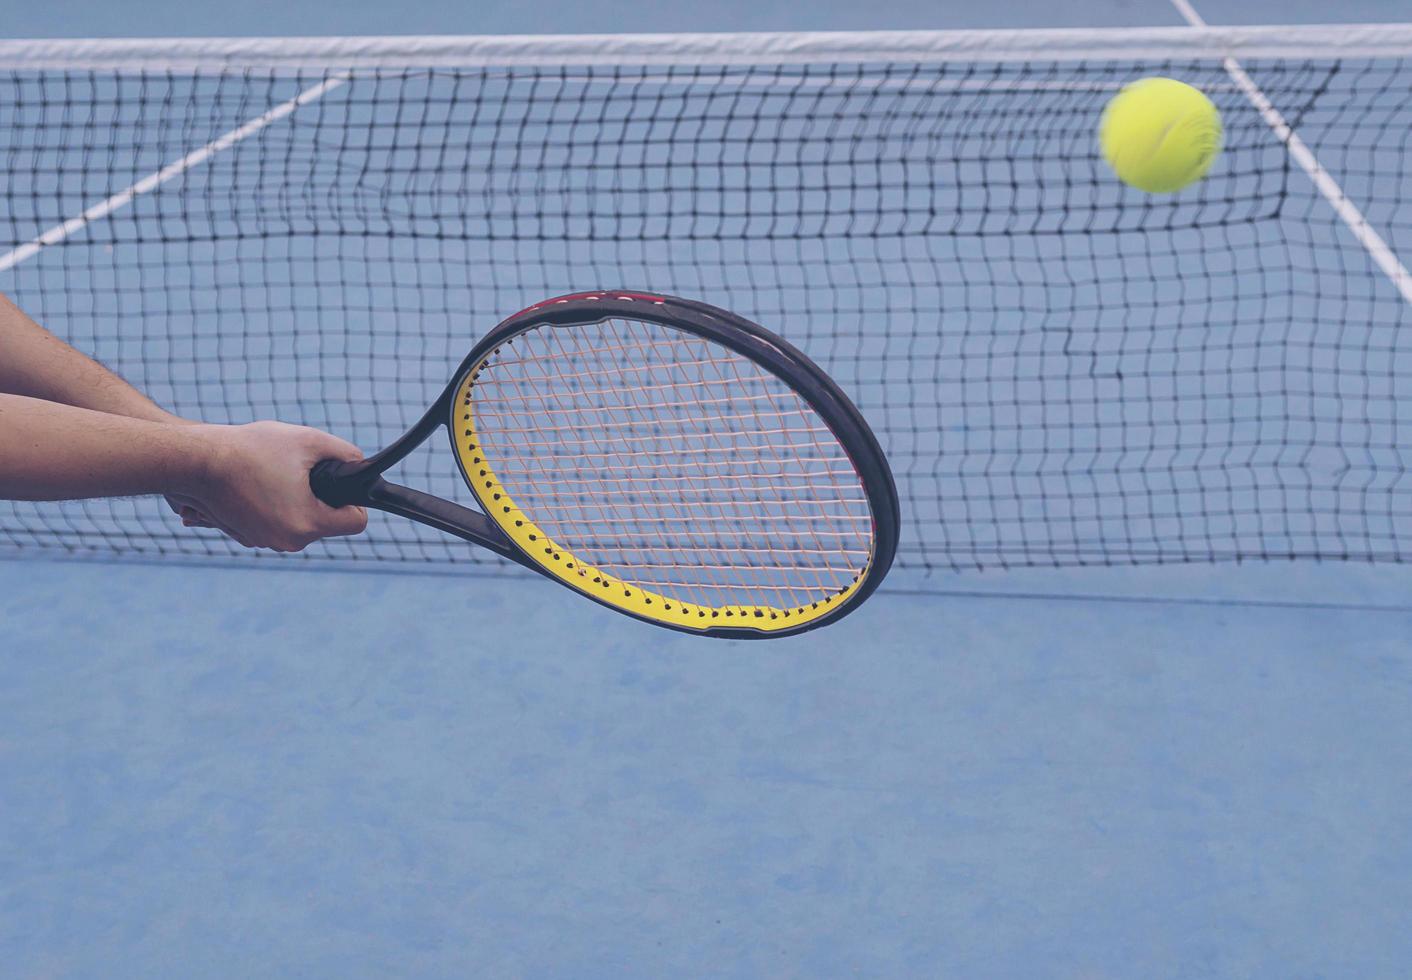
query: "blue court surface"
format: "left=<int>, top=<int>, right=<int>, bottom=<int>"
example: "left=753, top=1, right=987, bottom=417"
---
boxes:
left=5, top=1, right=1412, bottom=978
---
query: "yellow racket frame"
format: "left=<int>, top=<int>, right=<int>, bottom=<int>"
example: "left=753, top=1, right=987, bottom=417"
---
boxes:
left=452, top=364, right=869, bottom=633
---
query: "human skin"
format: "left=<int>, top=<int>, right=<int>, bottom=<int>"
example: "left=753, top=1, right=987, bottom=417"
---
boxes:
left=0, top=291, right=367, bottom=552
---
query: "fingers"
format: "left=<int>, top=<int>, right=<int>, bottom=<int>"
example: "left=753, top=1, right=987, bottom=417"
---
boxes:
left=169, top=496, right=217, bottom=528
left=323, top=504, right=369, bottom=538
left=167, top=492, right=248, bottom=544
left=178, top=420, right=370, bottom=553
left=179, top=510, right=251, bottom=548
left=203, top=513, right=252, bottom=548
left=184, top=508, right=245, bottom=544
left=307, top=429, right=365, bottom=465
left=180, top=508, right=215, bottom=528
left=166, top=493, right=208, bottom=519
left=302, top=430, right=368, bottom=538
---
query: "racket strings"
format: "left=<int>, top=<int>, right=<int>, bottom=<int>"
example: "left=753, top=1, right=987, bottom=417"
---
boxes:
left=484, top=321, right=856, bottom=607
left=468, top=316, right=874, bottom=611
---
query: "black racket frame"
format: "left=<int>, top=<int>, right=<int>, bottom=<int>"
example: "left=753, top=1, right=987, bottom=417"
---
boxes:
left=310, top=291, right=899, bottom=638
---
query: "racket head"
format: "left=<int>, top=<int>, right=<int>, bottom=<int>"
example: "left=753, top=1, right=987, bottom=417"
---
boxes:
left=447, top=291, right=899, bottom=638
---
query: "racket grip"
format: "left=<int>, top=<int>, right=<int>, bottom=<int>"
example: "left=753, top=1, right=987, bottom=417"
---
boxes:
left=309, top=459, right=366, bottom=507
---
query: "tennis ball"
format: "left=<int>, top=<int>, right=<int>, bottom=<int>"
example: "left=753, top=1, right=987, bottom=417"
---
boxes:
left=1099, top=77, right=1223, bottom=194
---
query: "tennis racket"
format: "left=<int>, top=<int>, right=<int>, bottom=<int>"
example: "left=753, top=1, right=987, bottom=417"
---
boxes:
left=310, top=291, right=898, bottom=638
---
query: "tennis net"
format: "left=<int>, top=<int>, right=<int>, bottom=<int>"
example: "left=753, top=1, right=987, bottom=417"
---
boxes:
left=2, top=25, right=1411, bottom=575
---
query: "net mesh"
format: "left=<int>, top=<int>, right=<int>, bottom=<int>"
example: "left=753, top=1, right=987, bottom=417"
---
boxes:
left=1, top=33, right=1411, bottom=576
left=464, top=315, right=873, bottom=610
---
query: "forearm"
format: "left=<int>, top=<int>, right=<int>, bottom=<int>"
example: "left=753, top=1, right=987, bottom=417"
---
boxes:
left=0, top=291, right=189, bottom=424
left=0, top=393, right=209, bottom=501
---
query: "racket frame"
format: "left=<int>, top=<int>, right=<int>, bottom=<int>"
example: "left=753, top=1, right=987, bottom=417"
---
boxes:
left=311, top=291, right=899, bottom=638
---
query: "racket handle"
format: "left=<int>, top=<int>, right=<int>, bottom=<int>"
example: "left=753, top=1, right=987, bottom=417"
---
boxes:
left=310, top=459, right=367, bottom=507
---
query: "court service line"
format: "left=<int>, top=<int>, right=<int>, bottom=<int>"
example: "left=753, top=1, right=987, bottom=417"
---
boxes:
left=0, top=74, right=348, bottom=273
left=1170, top=0, right=1412, bottom=309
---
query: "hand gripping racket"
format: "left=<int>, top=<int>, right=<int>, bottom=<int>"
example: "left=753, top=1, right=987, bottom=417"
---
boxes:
left=310, top=291, right=899, bottom=638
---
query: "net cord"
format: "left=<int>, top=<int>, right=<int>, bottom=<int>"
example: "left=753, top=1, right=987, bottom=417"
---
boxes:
left=2, top=25, right=1412, bottom=70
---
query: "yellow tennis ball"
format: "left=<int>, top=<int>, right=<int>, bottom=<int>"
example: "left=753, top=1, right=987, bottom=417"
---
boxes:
left=1099, top=77, right=1223, bottom=194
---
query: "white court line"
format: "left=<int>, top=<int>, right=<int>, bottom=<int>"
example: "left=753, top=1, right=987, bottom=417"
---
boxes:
left=1170, top=0, right=1412, bottom=310
left=0, top=74, right=348, bottom=274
